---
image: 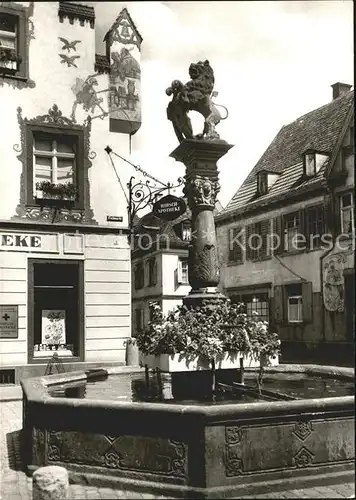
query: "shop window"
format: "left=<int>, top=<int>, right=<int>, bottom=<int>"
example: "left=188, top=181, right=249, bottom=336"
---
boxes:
left=245, top=293, right=269, bottom=322
left=340, top=192, right=354, bottom=234
left=230, top=292, right=269, bottom=322
left=0, top=6, right=27, bottom=79
left=29, top=261, right=83, bottom=362
left=177, top=258, right=189, bottom=284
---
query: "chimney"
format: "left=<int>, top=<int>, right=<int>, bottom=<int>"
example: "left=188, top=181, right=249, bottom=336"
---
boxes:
left=331, top=82, right=352, bottom=100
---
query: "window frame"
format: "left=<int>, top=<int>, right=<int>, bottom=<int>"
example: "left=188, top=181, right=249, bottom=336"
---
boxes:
left=33, top=134, right=76, bottom=189
left=303, top=150, right=316, bottom=177
left=230, top=290, right=270, bottom=323
left=284, top=211, right=304, bottom=252
left=177, top=257, right=189, bottom=284
left=287, top=295, right=303, bottom=323
left=26, top=124, right=85, bottom=209
left=147, top=257, right=157, bottom=287
left=0, top=5, right=27, bottom=80
left=228, top=226, right=244, bottom=264
left=306, top=205, right=325, bottom=249
left=134, top=262, right=144, bottom=290
left=27, top=259, right=84, bottom=364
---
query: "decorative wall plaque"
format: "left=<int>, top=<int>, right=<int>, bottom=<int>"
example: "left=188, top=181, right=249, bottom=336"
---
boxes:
left=0, top=305, right=18, bottom=339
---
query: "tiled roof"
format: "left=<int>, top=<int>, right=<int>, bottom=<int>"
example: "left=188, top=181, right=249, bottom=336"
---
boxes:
left=223, top=160, right=327, bottom=213
left=223, top=90, right=354, bottom=215
left=58, top=2, right=95, bottom=27
left=94, top=54, right=110, bottom=74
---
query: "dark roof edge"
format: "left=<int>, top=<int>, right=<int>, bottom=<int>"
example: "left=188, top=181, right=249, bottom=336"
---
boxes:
left=215, top=180, right=327, bottom=226
left=58, top=1, right=95, bottom=28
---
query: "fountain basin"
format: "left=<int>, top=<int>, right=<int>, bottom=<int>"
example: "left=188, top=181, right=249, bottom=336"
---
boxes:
left=21, top=365, right=354, bottom=498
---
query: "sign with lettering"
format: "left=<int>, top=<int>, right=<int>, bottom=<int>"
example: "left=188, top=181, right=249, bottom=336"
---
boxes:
left=0, top=305, right=18, bottom=338
left=107, top=216, right=123, bottom=222
left=0, top=232, right=59, bottom=253
left=152, top=195, right=186, bottom=221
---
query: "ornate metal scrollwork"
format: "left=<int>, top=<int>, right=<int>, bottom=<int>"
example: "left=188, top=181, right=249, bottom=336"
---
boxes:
left=128, top=175, right=184, bottom=230
left=105, top=146, right=185, bottom=234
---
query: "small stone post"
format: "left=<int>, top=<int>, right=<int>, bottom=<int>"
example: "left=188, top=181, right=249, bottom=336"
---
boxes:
left=170, top=139, right=233, bottom=307
left=32, top=466, right=69, bottom=500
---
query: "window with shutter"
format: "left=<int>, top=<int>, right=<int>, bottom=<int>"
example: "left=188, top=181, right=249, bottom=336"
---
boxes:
left=302, top=281, right=313, bottom=323
left=248, top=220, right=271, bottom=261
left=134, top=263, right=144, bottom=290
left=148, top=257, right=157, bottom=287
left=228, top=227, right=244, bottom=263
left=340, top=192, right=355, bottom=234
left=135, top=308, right=144, bottom=332
left=273, top=216, right=284, bottom=254
left=245, top=224, right=253, bottom=260
left=273, top=285, right=285, bottom=323
left=306, top=206, right=324, bottom=249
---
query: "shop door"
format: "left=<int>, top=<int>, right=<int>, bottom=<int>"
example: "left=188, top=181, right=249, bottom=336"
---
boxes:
left=28, top=260, right=83, bottom=362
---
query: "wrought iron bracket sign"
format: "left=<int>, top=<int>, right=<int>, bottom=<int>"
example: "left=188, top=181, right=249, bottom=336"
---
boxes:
left=105, top=146, right=184, bottom=234
left=153, top=194, right=186, bottom=221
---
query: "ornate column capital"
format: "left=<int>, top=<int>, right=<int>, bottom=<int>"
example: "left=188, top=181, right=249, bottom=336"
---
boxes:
left=184, top=175, right=220, bottom=211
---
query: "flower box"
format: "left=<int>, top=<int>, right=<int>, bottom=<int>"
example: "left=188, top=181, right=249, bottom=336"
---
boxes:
left=139, top=351, right=279, bottom=373
left=35, top=190, right=75, bottom=201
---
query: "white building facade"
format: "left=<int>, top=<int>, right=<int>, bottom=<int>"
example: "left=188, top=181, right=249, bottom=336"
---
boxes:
left=0, top=1, right=142, bottom=380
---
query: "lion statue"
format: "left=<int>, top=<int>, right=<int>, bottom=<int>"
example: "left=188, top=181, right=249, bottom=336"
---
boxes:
left=166, top=60, right=228, bottom=143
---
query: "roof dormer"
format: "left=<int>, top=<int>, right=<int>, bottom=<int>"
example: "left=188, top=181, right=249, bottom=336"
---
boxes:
left=256, top=170, right=280, bottom=196
left=303, top=149, right=329, bottom=178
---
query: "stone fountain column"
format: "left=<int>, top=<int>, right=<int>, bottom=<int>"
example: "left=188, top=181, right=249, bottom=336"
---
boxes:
left=170, top=139, right=234, bottom=308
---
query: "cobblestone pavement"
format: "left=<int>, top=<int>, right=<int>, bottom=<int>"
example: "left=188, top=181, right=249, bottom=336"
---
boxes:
left=0, top=399, right=354, bottom=499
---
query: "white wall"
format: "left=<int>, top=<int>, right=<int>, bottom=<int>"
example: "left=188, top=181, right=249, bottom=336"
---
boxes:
left=0, top=1, right=139, bottom=227
left=0, top=230, right=130, bottom=365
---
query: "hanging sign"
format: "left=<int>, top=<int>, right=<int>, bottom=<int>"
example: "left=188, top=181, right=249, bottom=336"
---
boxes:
left=152, top=195, right=186, bottom=221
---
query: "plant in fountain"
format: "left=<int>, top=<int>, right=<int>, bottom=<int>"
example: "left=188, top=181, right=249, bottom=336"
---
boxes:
left=135, top=300, right=281, bottom=387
